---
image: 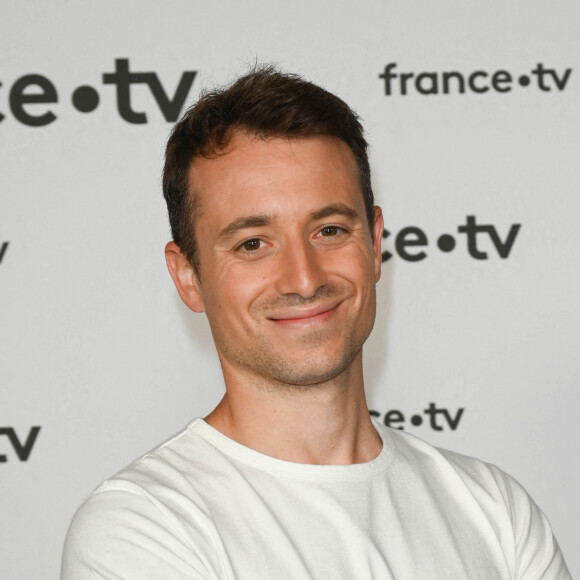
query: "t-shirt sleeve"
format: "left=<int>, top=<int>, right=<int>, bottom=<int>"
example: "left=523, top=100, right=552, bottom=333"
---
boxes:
left=61, top=486, right=223, bottom=580
left=488, top=465, right=571, bottom=580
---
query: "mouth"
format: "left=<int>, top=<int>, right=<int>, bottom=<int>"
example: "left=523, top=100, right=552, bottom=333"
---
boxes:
left=267, top=301, right=342, bottom=328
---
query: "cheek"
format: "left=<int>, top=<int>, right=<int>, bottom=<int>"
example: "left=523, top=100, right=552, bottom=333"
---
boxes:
left=340, top=248, right=378, bottom=313
left=201, top=263, right=271, bottom=321
left=335, top=244, right=376, bottom=284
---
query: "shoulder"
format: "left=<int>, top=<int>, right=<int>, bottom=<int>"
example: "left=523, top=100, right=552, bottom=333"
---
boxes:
left=378, top=424, right=571, bottom=579
left=382, top=424, right=542, bottom=521
left=61, top=420, right=225, bottom=579
left=380, top=422, right=520, bottom=492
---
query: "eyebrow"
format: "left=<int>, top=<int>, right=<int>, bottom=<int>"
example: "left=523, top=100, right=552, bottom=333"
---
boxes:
left=217, top=214, right=273, bottom=242
left=216, top=203, right=360, bottom=243
left=309, top=203, right=359, bottom=222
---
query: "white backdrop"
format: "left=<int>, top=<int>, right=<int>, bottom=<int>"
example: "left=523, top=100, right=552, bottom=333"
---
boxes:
left=1, top=2, right=578, bottom=578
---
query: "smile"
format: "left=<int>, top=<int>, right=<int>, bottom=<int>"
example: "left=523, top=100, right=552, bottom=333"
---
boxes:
left=267, top=302, right=342, bottom=328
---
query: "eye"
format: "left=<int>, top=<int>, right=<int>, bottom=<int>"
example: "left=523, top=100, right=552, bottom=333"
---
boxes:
left=239, top=238, right=263, bottom=252
left=319, top=225, right=344, bottom=237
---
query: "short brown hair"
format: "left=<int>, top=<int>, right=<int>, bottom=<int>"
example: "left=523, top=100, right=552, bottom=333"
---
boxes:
left=163, top=66, right=374, bottom=271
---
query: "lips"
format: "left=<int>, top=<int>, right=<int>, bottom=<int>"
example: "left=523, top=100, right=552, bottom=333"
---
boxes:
left=267, top=301, right=342, bottom=327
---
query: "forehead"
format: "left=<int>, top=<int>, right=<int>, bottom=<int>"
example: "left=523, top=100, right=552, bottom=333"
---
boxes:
left=188, top=132, right=362, bottom=220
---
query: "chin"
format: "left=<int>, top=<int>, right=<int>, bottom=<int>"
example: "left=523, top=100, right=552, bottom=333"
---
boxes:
left=255, top=346, right=361, bottom=389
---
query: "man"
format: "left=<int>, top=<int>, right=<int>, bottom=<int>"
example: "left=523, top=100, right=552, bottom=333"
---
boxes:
left=62, top=67, right=570, bottom=579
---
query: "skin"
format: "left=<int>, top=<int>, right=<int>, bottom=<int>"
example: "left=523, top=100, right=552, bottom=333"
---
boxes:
left=165, top=132, right=384, bottom=465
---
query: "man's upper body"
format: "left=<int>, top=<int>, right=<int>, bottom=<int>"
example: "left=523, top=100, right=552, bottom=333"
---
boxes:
left=61, top=418, right=569, bottom=580
left=61, top=67, right=570, bottom=578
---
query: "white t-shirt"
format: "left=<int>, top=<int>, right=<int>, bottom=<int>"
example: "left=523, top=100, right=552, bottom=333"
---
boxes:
left=61, top=418, right=570, bottom=579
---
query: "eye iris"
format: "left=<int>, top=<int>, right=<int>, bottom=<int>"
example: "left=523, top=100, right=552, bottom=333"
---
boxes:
left=322, top=226, right=338, bottom=236
left=243, top=239, right=260, bottom=251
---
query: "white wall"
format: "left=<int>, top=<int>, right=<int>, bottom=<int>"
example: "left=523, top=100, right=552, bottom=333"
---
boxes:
left=1, top=2, right=578, bottom=578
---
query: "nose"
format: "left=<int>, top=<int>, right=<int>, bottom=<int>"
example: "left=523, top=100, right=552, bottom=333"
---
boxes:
left=275, top=239, right=327, bottom=299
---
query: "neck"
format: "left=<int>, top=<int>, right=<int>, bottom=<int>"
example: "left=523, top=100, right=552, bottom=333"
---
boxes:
left=205, top=351, right=382, bottom=465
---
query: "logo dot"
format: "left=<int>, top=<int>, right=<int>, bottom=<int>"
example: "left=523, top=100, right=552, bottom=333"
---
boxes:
left=72, top=85, right=100, bottom=113
left=437, top=234, right=456, bottom=252
left=518, top=75, right=530, bottom=87
left=411, top=415, right=423, bottom=426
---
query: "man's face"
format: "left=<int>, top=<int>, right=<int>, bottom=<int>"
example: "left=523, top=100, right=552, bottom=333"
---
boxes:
left=178, top=132, right=382, bottom=388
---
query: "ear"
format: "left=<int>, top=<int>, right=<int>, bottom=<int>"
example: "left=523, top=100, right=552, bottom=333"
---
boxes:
left=372, top=206, right=384, bottom=282
left=164, top=242, right=205, bottom=313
